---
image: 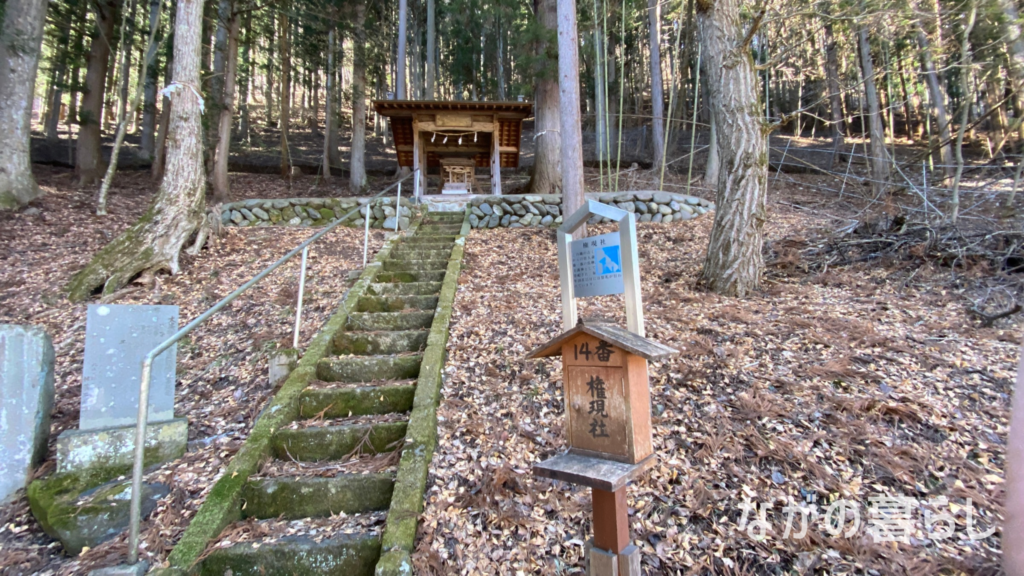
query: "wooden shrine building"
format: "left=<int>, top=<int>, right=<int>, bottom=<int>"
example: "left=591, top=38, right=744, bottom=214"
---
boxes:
left=372, top=100, right=533, bottom=197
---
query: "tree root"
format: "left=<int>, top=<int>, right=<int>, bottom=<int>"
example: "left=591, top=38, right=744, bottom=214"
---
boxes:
left=65, top=198, right=205, bottom=302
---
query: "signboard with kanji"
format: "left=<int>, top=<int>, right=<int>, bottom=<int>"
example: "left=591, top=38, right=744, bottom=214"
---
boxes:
left=529, top=321, right=677, bottom=465
left=570, top=232, right=624, bottom=298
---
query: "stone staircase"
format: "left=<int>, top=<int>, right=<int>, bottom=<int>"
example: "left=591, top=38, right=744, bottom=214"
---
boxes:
left=196, top=213, right=465, bottom=575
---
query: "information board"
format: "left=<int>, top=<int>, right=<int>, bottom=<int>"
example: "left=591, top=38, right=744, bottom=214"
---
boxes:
left=570, top=232, right=625, bottom=297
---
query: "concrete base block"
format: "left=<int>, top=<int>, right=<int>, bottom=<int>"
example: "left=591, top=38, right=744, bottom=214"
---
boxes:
left=587, top=541, right=641, bottom=576
left=269, top=348, right=300, bottom=387
left=56, top=418, right=188, bottom=473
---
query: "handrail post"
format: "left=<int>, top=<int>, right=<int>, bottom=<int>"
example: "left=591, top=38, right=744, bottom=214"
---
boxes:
left=292, top=245, right=309, bottom=349
left=127, top=354, right=155, bottom=564
left=363, top=199, right=371, bottom=266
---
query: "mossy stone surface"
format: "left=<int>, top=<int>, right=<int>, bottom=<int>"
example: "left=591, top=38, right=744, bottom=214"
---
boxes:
left=367, top=282, right=443, bottom=296
left=374, top=550, right=413, bottom=576
left=28, top=469, right=168, bottom=555
left=374, top=271, right=447, bottom=283
left=316, top=354, right=423, bottom=383
left=382, top=260, right=448, bottom=273
left=165, top=233, right=405, bottom=569
left=333, top=330, right=428, bottom=356
left=56, top=418, right=187, bottom=473
left=344, top=311, right=435, bottom=332
left=198, top=533, right=381, bottom=576
left=271, top=421, right=408, bottom=462
left=241, top=474, right=394, bottom=519
left=355, top=295, right=439, bottom=313
left=299, top=384, right=416, bottom=418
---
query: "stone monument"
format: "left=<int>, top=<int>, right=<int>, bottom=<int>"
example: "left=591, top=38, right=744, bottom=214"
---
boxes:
left=56, top=304, right=186, bottom=472
left=0, top=325, right=55, bottom=502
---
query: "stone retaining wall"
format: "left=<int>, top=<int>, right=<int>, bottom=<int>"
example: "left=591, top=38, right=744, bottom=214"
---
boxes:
left=218, top=191, right=715, bottom=230
left=220, top=197, right=415, bottom=230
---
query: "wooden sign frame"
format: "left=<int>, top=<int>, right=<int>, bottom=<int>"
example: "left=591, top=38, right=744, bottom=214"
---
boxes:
left=557, top=201, right=645, bottom=337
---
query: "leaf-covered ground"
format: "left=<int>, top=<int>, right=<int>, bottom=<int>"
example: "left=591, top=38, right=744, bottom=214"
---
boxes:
left=0, top=167, right=385, bottom=574
left=412, top=189, right=1020, bottom=575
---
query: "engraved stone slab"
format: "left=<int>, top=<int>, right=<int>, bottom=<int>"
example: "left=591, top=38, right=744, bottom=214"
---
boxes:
left=81, top=305, right=178, bottom=430
left=0, top=325, right=55, bottom=502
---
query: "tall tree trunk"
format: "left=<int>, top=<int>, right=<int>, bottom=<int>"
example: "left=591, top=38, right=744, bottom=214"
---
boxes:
left=76, top=0, right=119, bottom=187
left=152, top=11, right=175, bottom=180
left=324, top=28, right=336, bottom=179
left=45, top=8, right=73, bottom=143
left=558, top=0, right=585, bottom=236
left=265, top=14, right=275, bottom=127
left=857, top=21, right=889, bottom=196
left=67, top=0, right=207, bottom=301
left=648, top=0, right=665, bottom=171
left=207, top=0, right=230, bottom=171
left=897, top=51, right=917, bottom=142
left=426, top=0, right=436, bottom=98
left=397, top=0, right=408, bottom=99
left=915, top=0, right=953, bottom=177
left=279, top=9, right=291, bottom=176
left=350, top=0, right=368, bottom=190
left=949, top=3, right=976, bottom=224
left=697, top=0, right=767, bottom=297
left=67, top=0, right=88, bottom=136
left=117, top=0, right=138, bottom=136
left=212, top=2, right=239, bottom=203
left=526, top=0, right=561, bottom=196
left=237, top=10, right=251, bottom=143
left=997, top=0, right=1024, bottom=117
left=140, top=0, right=163, bottom=159
left=705, top=109, right=720, bottom=185
left=329, top=29, right=342, bottom=166
left=0, top=0, right=49, bottom=210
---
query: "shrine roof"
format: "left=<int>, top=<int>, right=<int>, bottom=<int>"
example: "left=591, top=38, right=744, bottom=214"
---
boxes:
left=526, top=319, right=678, bottom=361
left=372, top=99, right=533, bottom=117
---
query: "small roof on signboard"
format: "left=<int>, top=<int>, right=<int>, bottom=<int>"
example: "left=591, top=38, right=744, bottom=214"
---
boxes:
left=527, top=319, right=678, bottom=361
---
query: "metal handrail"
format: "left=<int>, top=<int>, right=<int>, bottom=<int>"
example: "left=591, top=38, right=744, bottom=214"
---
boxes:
left=127, top=169, right=419, bottom=563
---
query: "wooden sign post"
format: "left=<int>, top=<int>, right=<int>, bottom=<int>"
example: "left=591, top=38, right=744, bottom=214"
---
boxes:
left=530, top=202, right=678, bottom=576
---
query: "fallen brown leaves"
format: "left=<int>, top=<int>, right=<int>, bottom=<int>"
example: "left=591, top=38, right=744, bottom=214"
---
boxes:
left=412, top=191, right=1018, bottom=575
left=0, top=168, right=385, bottom=574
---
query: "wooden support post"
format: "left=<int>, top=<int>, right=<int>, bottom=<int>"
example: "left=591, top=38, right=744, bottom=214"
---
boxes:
left=592, top=487, right=629, bottom=553
left=412, top=123, right=421, bottom=198
left=490, top=124, right=502, bottom=195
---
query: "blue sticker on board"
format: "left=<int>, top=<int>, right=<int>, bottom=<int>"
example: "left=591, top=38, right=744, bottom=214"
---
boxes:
left=595, top=246, right=621, bottom=275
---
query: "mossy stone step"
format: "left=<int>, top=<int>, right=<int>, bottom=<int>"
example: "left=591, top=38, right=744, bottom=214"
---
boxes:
left=355, top=294, right=439, bottom=312
left=389, top=248, right=452, bottom=260
left=317, top=354, right=423, bottom=382
left=198, top=533, right=381, bottom=576
left=374, top=271, right=447, bottom=283
left=382, top=260, right=448, bottom=273
left=367, top=282, right=442, bottom=296
left=345, top=311, right=435, bottom=331
left=402, top=235, right=457, bottom=243
left=333, top=329, right=428, bottom=355
left=424, top=213, right=464, bottom=220
left=271, top=421, right=408, bottom=461
left=241, top=474, right=395, bottom=519
left=300, top=383, right=416, bottom=418
left=417, top=226, right=463, bottom=234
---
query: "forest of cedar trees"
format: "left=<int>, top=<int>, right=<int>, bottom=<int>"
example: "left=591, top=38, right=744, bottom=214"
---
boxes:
left=2, top=0, right=1024, bottom=571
